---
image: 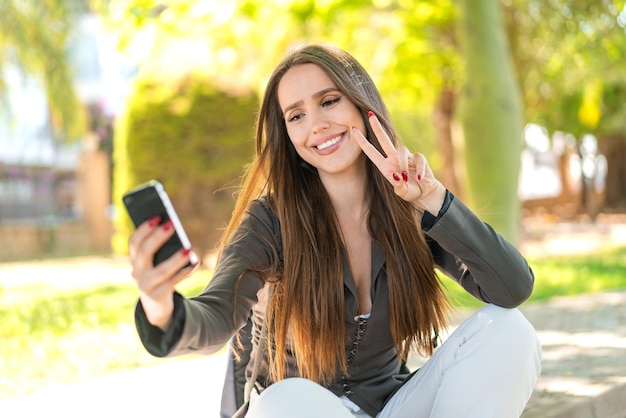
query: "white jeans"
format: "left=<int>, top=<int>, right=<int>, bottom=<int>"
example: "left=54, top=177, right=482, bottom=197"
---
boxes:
left=246, top=304, right=542, bottom=418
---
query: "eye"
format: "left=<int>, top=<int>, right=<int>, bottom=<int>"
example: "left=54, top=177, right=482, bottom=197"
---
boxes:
left=321, top=96, right=341, bottom=107
left=287, top=112, right=305, bottom=123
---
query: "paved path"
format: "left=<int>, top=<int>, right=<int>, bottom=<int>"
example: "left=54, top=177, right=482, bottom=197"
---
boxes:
left=520, top=215, right=626, bottom=418
left=519, top=291, right=626, bottom=418
left=1, top=217, right=625, bottom=418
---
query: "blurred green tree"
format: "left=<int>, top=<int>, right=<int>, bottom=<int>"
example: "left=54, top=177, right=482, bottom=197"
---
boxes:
left=457, top=0, right=524, bottom=242
left=0, top=0, right=87, bottom=140
left=505, top=0, right=626, bottom=135
left=504, top=0, right=626, bottom=208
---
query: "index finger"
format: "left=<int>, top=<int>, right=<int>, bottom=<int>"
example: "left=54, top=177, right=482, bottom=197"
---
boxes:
left=351, top=125, right=387, bottom=168
left=367, top=111, right=397, bottom=158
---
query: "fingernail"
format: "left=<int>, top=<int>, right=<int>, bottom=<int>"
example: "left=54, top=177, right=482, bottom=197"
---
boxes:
left=392, top=173, right=401, bottom=182
left=181, top=248, right=191, bottom=256
left=352, top=126, right=358, bottom=130
left=163, top=220, right=173, bottom=231
left=368, top=111, right=374, bottom=118
left=148, top=215, right=161, bottom=227
left=401, top=171, right=408, bottom=182
left=417, top=174, right=422, bottom=181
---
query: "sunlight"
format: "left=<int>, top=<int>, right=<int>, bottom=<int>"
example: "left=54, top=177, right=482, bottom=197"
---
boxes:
left=535, top=376, right=617, bottom=397
left=190, top=0, right=237, bottom=24
left=617, top=5, right=626, bottom=27
left=539, top=330, right=626, bottom=350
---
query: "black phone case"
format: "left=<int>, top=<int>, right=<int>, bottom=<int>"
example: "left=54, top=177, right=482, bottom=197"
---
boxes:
left=122, top=180, right=195, bottom=267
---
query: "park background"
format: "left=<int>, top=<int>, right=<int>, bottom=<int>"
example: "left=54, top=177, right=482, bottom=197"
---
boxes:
left=1, top=1, right=626, bottom=417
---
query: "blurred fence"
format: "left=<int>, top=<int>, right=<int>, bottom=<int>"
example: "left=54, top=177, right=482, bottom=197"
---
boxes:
left=0, top=149, right=111, bottom=261
left=0, top=164, right=78, bottom=223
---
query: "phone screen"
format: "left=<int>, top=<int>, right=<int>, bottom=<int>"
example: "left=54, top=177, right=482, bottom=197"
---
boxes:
left=122, top=180, right=198, bottom=267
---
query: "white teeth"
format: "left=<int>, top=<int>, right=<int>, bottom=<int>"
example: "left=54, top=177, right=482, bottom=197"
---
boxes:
left=316, top=135, right=342, bottom=150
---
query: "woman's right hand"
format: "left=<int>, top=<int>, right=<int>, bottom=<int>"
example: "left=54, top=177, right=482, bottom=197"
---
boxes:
left=128, top=216, right=198, bottom=331
left=351, top=112, right=446, bottom=215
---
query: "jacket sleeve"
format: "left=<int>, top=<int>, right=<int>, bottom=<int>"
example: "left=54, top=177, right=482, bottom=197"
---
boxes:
left=134, top=199, right=280, bottom=357
left=424, top=194, right=534, bottom=308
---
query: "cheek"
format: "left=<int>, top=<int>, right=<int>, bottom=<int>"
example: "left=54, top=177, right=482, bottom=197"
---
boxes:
left=344, top=105, right=365, bottom=131
left=286, top=125, right=307, bottom=147
left=285, top=127, right=313, bottom=164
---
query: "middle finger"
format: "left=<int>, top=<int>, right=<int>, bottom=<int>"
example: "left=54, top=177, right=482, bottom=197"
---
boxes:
left=397, top=146, right=409, bottom=181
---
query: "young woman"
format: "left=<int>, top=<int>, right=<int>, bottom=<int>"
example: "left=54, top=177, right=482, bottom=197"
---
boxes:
left=128, top=44, right=541, bottom=418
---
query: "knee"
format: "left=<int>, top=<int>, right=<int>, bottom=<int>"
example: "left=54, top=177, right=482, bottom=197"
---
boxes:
left=479, top=304, right=542, bottom=364
left=247, top=378, right=350, bottom=418
left=481, top=305, right=537, bottom=336
left=253, top=378, right=319, bottom=404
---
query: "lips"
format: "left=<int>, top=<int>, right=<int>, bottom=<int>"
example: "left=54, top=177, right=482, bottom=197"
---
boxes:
left=316, top=133, right=343, bottom=150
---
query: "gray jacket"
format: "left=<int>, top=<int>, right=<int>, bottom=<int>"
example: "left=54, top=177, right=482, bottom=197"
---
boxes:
left=135, top=193, right=534, bottom=416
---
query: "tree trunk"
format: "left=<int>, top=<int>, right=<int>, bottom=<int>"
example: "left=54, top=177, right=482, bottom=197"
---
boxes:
left=457, top=0, right=524, bottom=243
left=432, top=87, right=462, bottom=198
left=599, top=135, right=626, bottom=210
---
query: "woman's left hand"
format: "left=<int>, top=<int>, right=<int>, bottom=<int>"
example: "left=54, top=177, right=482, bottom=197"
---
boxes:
left=351, top=111, right=447, bottom=216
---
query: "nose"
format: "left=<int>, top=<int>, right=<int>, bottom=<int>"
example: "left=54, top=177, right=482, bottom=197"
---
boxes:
left=310, top=109, right=330, bottom=135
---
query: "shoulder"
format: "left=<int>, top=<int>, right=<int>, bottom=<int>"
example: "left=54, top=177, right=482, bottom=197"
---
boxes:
left=245, top=197, right=279, bottom=232
left=219, top=197, right=283, bottom=269
left=237, top=197, right=282, bottom=253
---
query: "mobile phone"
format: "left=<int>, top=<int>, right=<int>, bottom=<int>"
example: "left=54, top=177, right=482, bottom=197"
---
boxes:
left=122, top=179, right=198, bottom=267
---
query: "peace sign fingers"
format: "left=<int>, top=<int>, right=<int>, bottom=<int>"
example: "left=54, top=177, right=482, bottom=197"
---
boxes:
left=351, top=112, right=408, bottom=184
left=350, top=125, right=386, bottom=168
left=366, top=111, right=398, bottom=160
left=351, top=110, right=447, bottom=212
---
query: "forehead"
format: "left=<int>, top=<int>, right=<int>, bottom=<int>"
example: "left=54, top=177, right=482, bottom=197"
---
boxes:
left=277, top=63, right=336, bottom=108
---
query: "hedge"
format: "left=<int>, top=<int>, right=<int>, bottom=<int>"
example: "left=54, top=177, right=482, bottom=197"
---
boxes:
left=112, top=74, right=259, bottom=258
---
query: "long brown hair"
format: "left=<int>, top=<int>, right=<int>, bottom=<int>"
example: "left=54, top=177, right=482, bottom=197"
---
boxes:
left=219, top=43, right=450, bottom=385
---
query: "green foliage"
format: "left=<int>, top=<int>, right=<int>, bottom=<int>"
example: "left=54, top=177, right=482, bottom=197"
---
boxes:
left=0, top=0, right=87, bottom=141
left=504, top=0, right=626, bottom=137
left=600, top=82, right=626, bottom=134
left=112, top=74, right=258, bottom=257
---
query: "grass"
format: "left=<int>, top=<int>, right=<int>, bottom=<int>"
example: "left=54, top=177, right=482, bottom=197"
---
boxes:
left=1, top=246, right=626, bottom=399
left=441, top=245, right=626, bottom=308
left=0, top=265, right=210, bottom=399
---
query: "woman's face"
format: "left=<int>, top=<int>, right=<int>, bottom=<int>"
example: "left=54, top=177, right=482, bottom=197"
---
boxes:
left=277, top=63, right=367, bottom=178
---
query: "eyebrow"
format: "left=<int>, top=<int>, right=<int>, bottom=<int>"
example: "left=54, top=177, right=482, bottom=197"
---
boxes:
left=282, top=87, right=342, bottom=116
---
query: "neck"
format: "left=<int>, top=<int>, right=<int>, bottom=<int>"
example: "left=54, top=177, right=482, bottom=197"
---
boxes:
left=318, top=158, right=369, bottom=222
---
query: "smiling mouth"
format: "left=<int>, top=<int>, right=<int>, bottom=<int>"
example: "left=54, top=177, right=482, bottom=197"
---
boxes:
left=316, top=134, right=343, bottom=150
